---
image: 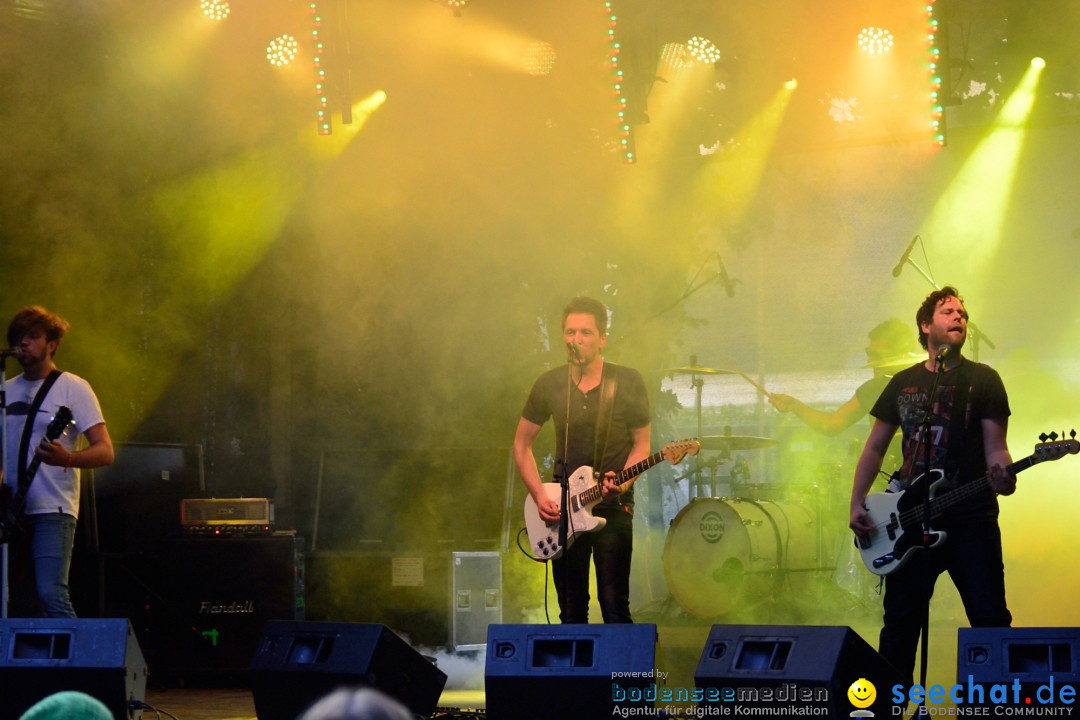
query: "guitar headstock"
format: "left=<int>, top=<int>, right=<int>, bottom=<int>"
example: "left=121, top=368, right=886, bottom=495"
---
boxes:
left=1033, top=429, right=1078, bottom=462
left=663, top=439, right=701, bottom=465
left=46, top=406, right=74, bottom=441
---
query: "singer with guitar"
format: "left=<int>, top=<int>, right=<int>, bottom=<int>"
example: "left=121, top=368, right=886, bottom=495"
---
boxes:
left=1, top=306, right=114, bottom=617
left=512, top=297, right=650, bottom=624
left=849, top=287, right=1014, bottom=685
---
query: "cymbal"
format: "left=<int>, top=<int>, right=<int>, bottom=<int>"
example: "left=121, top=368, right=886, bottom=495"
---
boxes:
left=861, top=352, right=924, bottom=369
left=663, top=365, right=734, bottom=376
left=699, top=435, right=779, bottom=451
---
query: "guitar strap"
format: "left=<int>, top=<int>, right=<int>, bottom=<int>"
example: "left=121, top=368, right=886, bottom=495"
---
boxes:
left=593, top=361, right=619, bottom=473
left=16, top=369, right=63, bottom=493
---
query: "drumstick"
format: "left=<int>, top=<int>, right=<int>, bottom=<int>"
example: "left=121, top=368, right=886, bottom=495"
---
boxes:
left=733, top=367, right=773, bottom=398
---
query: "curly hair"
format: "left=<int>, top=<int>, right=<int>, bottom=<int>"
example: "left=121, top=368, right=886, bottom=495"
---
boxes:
left=915, top=286, right=963, bottom=349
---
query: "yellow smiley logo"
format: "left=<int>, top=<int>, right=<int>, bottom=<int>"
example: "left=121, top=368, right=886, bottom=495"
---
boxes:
left=847, top=678, right=876, bottom=709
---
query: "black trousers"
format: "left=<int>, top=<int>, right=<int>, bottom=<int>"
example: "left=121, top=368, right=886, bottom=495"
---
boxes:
left=552, top=505, right=633, bottom=624
left=879, top=520, right=1012, bottom=684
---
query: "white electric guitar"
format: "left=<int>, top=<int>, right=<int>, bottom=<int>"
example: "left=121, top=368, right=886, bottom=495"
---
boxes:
left=524, top=440, right=700, bottom=560
left=857, top=432, right=1078, bottom=576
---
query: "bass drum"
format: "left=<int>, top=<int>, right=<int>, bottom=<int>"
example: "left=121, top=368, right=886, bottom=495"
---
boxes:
left=663, top=497, right=819, bottom=618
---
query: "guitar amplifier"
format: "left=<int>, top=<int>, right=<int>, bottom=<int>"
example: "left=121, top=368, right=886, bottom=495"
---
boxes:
left=181, top=498, right=272, bottom=535
left=154, top=534, right=305, bottom=678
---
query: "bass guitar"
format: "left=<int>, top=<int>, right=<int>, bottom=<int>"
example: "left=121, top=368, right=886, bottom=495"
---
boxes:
left=0, top=406, right=74, bottom=544
left=856, top=431, right=1078, bottom=576
left=524, top=439, right=700, bottom=560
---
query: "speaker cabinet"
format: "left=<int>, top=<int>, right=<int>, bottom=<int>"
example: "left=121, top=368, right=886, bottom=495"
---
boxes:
left=694, top=625, right=902, bottom=716
left=958, top=627, right=1080, bottom=708
left=0, top=618, right=147, bottom=720
left=87, top=442, right=204, bottom=554
left=155, top=534, right=304, bottom=678
left=484, top=623, right=657, bottom=720
left=249, top=621, right=447, bottom=720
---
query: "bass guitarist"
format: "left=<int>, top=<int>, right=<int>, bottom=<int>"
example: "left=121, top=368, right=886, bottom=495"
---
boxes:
left=512, top=296, right=650, bottom=624
left=849, top=287, right=1015, bottom=684
left=2, top=306, right=113, bottom=617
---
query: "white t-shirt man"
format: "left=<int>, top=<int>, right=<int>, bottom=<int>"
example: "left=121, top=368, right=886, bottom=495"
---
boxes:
left=3, top=372, right=106, bottom=518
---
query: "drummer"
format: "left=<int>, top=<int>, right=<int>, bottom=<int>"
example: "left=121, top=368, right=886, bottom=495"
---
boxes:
left=768, top=318, right=915, bottom=435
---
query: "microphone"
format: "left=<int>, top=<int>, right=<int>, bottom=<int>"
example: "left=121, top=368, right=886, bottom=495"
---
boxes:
left=892, top=235, right=919, bottom=277
left=566, top=341, right=582, bottom=357
left=716, top=254, right=736, bottom=298
left=936, top=345, right=952, bottom=364
left=0, top=348, right=19, bottom=357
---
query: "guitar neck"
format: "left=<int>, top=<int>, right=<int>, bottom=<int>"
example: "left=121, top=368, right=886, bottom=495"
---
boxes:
left=929, top=454, right=1039, bottom=518
left=615, top=450, right=667, bottom=487
left=577, top=449, right=668, bottom=506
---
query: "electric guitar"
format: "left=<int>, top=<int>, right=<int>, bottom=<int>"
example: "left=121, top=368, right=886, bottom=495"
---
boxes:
left=0, top=406, right=74, bottom=545
left=524, top=439, right=700, bottom=560
left=856, top=432, right=1078, bottom=576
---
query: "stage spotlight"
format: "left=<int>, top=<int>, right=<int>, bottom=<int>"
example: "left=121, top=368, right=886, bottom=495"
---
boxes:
left=687, top=36, right=721, bottom=65
left=200, top=0, right=230, bottom=21
left=266, top=35, right=300, bottom=67
left=523, top=42, right=557, bottom=77
left=1031, top=56, right=1046, bottom=69
left=441, top=0, right=469, bottom=17
left=784, top=78, right=798, bottom=90
left=660, top=42, right=694, bottom=72
left=857, top=26, right=894, bottom=55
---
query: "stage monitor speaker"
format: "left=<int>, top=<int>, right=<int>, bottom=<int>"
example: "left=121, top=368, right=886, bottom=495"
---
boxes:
left=249, top=621, right=447, bottom=720
left=0, top=618, right=147, bottom=720
left=694, top=624, right=902, bottom=716
left=156, top=534, right=304, bottom=678
left=958, top=627, right=1080, bottom=708
left=484, top=623, right=657, bottom=720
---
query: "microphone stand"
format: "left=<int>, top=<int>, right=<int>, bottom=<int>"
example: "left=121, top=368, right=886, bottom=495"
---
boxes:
left=895, top=251, right=996, bottom=363
left=554, top=350, right=575, bottom=616
left=915, top=350, right=948, bottom=718
left=1, top=352, right=12, bottom=618
left=615, top=252, right=732, bottom=346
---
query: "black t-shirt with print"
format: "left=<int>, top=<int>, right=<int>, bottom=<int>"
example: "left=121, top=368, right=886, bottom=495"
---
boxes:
left=870, top=358, right=1010, bottom=524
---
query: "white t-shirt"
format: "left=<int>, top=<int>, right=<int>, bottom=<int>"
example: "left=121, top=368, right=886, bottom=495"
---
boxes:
left=2, top=371, right=106, bottom=518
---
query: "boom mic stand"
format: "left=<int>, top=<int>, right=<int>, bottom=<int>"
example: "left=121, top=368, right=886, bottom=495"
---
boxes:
left=893, top=237, right=996, bottom=363
left=554, top=347, right=576, bottom=616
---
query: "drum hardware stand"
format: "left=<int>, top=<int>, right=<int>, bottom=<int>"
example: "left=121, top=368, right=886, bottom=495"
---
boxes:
left=687, top=356, right=707, bottom=498
left=670, top=455, right=722, bottom=508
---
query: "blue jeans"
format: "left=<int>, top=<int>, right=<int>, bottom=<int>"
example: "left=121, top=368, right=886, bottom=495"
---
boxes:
left=552, top=505, right=633, bottom=623
left=29, top=512, right=78, bottom=618
left=878, top=521, right=1011, bottom=685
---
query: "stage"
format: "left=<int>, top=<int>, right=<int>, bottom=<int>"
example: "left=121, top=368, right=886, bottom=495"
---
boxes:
left=141, top=688, right=485, bottom=720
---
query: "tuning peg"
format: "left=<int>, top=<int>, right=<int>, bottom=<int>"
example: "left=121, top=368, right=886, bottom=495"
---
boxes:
left=1071, top=429, right=1077, bottom=440
left=1049, top=431, right=1059, bottom=441
left=1040, top=433, right=1049, bottom=442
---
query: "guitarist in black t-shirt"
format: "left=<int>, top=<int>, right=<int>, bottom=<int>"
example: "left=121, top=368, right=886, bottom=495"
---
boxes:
left=848, top=287, right=1016, bottom=684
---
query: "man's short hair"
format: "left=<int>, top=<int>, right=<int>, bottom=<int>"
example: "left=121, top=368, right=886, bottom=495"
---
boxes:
left=562, top=296, right=608, bottom=335
left=868, top=317, right=913, bottom=355
left=915, top=286, right=962, bottom=349
left=7, top=306, right=70, bottom=351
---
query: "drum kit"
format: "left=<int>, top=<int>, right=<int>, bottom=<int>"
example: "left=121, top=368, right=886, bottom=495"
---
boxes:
left=656, top=361, right=872, bottom=621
